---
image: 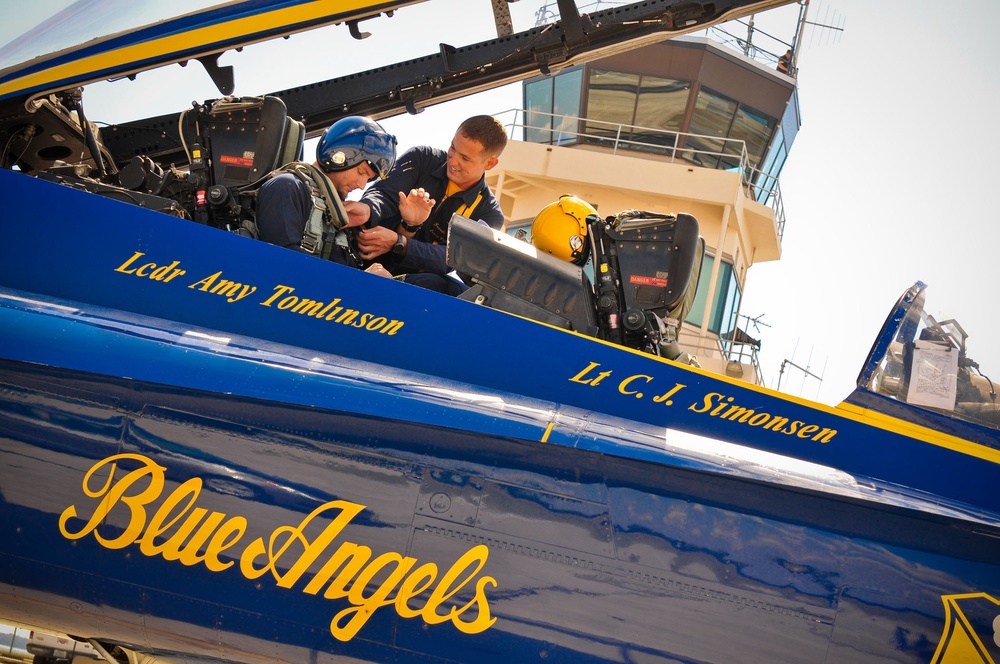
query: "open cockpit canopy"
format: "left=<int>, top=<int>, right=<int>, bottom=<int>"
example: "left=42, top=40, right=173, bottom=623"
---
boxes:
left=0, top=0, right=426, bottom=103
left=849, top=282, right=1000, bottom=438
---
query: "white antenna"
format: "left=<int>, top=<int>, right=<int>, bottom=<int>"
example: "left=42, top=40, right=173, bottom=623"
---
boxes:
left=711, top=0, right=845, bottom=75
left=787, top=0, right=845, bottom=75
left=776, top=343, right=826, bottom=397
left=741, top=312, right=770, bottom=334
left=800, top=0, right=845, bottom=51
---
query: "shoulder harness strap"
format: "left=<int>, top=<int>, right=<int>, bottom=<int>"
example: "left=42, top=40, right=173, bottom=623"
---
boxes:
left=237, top=162, right=356, bottom=262
left=279, top=162, right=351, bottom=258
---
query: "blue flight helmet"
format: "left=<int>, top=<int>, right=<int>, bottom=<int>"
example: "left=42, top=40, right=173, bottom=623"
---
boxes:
left=316, top=116, right=397, bottom=181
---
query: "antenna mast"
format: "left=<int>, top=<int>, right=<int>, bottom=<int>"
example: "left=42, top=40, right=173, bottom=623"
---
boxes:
left=789, top=0, right=810, bottom=71
left=776, top=351, right=826, bottom=396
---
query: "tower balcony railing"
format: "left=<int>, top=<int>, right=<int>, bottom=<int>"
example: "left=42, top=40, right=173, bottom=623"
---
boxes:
left=494, top=108, right=786, bottom=242
left=672, top=331, right=765, bottom=386
left=719, top=336, right=766, bottom=386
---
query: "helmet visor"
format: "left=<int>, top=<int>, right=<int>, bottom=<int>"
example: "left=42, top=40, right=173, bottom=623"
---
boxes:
left=364, top=131, right=397, bottom=180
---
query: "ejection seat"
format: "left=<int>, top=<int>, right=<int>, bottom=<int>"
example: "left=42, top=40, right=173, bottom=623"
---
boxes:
left=178, top=96, right=304, bottom=226
left=601, top=210, right=703, bottom=327
left=446, top=212, right=704, bottom=358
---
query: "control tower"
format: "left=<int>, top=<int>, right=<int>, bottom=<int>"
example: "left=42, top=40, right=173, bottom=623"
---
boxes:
left=488, top=33, right=800, bottom=382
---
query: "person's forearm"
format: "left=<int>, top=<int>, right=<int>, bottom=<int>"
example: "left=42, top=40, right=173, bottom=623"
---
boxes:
left=397, top=238, right=448, bottom=274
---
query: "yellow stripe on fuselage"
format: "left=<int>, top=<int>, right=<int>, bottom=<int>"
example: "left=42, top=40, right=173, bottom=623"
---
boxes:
left=526, top=312, right=1000, bottom=468
left=0, top=0, right=411, bottom=99
left=834, top=400, right=1000, bottom=466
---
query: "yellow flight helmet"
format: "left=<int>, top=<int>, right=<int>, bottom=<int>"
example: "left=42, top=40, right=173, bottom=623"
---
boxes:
left=530, top=194, right=598, bottom=265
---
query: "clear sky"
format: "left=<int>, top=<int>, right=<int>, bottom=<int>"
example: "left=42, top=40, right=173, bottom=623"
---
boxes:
left=736, top=0, right=1000, bottom=403
left=70, top=0, right=1000, bottom=405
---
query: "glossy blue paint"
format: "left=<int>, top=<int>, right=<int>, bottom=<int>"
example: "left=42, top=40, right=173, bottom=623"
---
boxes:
left=0, top=135, right=998, bottom=664
left=5, top=1, right=997, bottom=660
left=2, top=234, right=1000, bottom=662
left=1, top=168, right=997, bottom=517
left=1, top=342, right=998, bottom=662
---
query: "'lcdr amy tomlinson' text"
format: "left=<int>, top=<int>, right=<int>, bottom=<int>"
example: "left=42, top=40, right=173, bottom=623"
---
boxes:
left=570, top=361, right=838, bottom=443
left=113, top=251, right=404, bottom=335
left=59, top=454, right=496, bottom=641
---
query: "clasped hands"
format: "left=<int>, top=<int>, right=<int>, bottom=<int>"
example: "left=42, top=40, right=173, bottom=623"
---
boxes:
left=354, top=188, right=436, bottom=261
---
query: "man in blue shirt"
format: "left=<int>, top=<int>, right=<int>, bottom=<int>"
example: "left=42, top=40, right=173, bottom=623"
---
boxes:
left=352, top=115, right=508, bottom=293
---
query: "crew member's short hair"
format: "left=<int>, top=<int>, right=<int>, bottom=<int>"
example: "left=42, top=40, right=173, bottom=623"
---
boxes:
left=458, top=115, right=508, bottom=158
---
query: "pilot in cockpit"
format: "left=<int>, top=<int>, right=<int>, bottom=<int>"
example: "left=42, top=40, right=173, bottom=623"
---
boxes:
left=254, top=116, right=397, bottom=268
